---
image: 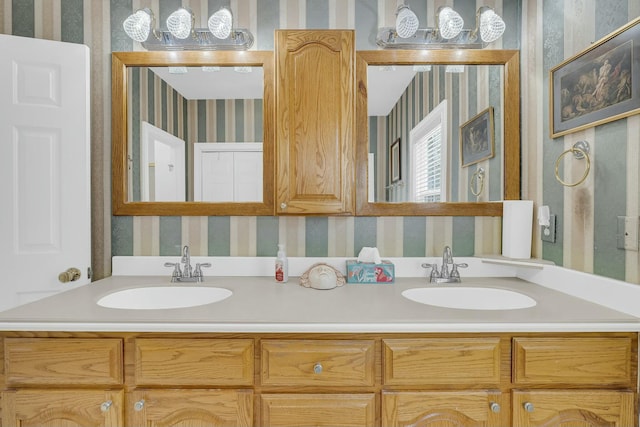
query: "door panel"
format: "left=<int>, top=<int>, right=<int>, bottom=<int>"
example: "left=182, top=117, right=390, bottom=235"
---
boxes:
left=0, top=34, right=90, bottom=311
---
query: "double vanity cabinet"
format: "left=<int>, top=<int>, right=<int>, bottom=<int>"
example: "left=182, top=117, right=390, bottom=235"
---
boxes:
left=1, top=331, right=636, bottom=426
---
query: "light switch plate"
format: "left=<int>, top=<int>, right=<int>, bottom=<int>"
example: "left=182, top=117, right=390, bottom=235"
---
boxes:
left=617, top=216, right=639, bottom=251
left=541, top=214, right=556, bottom=243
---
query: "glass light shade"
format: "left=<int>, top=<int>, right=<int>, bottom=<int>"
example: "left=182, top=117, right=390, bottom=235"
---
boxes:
left=202, top=66, right=221, bottom=72
left=395, top=5, right=419, bottom=39
left=445, top=65, right=465, bottom=73
left=438, top=6, right=464, bottom=39
left=413, top=65, right=432, bottom=72
left=479, top=8, right=506, bottom=42
left=208, top=8, right=233, bottom=39
left=123, top=9, right=153, bottom=42
left=166, top=8, right=193, bottom=39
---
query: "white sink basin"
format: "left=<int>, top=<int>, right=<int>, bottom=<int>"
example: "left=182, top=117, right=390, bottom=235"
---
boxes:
left=402, top=287, right=537, bottom=310
left=97, top=286, right=232, bottom=310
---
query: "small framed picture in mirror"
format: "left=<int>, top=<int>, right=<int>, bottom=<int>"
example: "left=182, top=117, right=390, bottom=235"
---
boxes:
left=390, top=138, right=401, bottom=183
left=460, top=107, right=494, bottom=167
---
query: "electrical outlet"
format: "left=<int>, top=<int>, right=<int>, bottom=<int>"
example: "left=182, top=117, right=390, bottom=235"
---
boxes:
left=541, top=214, right=556, bottom=243
left=617, top=216, right=639, bottom=251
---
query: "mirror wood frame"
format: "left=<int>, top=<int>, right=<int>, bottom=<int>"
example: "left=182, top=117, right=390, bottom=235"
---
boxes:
left=355, top=49, right=520, bottom=216
left=112, top=51, right=275, bottom=216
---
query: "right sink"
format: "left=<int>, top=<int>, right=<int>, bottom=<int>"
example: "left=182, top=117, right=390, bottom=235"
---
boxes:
left=401, top=287, right=537, bottom=310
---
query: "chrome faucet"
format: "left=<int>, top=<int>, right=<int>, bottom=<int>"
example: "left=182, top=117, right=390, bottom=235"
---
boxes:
left=421, top=246, right=468, bottom=284
left=164, top=245, right=211, bottom=283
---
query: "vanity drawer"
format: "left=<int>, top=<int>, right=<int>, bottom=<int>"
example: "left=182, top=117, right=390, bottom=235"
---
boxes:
left=512, top=337, right=634, bottom=385
left=4, top=338, right=123, bottom=386
left=135, top=338, right=254, bottom=386
left=383, top=338, right=502, bottom=386
left=261, top=339, right=375, bottom=386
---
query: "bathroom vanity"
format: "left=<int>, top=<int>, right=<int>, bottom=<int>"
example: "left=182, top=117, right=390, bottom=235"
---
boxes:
left=1, top=259, right=639, bottom=426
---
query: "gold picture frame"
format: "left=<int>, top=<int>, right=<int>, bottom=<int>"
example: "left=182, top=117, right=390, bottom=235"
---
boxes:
left=460, top=107, right=495, bottom=167
left=550, top=17, right=640, bottom=138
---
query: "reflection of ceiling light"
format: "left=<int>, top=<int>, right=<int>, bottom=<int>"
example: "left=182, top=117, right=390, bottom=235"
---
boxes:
left=413, top=65, right=432, bottom=72
left=377, top=6, right=506, bottom=49
left=123, top=7, right=253, bottom=50
left=169, top=67, right=188, bottom=74
left=233, top=66, right=252, bottom=73
left=166, top=8, right=194, bottom=39
left=445, top=65, right=465, bottom=73
left=202, top=66, right=221, bottom=72
left=437, top=6, right=464, bottom=39
left=395, top=4, right=419, bottom=39
left=208, top=8, right=233, bottom=39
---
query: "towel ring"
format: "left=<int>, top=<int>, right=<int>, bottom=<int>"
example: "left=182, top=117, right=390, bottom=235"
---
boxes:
left=470, top=167, right=485, bottom=196
left=554, top=141, right=591, bottom=187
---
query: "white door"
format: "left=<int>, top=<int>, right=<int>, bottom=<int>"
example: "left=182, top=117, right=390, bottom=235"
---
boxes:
left=0, top=35, right=91, bottom=312
left=140, top=121, right=185, bottom=201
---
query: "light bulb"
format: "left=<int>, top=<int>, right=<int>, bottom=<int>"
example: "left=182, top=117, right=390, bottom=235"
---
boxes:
left=166, top=8, right=193, bottom=39
left=123, top=9, right=153, bottom=42
left=208, top=8, right=233, bottom=39
left=438, top=6, right=464, bottom=39
left=479, top=7, right=506, bottom=43
left=395, top=5, right=419, bottom=39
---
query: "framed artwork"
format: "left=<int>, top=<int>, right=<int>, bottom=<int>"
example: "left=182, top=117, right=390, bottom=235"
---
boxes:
left=390, top=138, right=401, bottom=183
left=550, top=16, right=640, bottom=138
left=460, top=107, right=495, bottom=167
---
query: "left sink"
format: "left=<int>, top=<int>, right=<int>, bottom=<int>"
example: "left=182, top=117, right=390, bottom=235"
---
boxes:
left=97, top=286, right=232, bottom=310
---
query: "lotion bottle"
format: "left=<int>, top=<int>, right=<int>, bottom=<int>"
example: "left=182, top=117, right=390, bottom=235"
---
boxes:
left=275, top=244, right=288, bottom=283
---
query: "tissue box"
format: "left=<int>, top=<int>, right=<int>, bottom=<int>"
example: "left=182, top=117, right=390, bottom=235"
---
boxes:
left=346, top=260, right=395, bottom=284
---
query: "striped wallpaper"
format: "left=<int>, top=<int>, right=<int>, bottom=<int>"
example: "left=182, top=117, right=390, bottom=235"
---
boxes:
left=2, top=0, right=639, bottom=285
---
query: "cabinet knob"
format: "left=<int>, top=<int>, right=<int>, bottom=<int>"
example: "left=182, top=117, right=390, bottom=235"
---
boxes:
left=100, top=400, right=113, bottom=412
left=313, top=363, right=323, bottom=374
left=280, top=202, right=287, bottom=210
left=524, top=402, right=534, bottom=412
left=134, top=399, right=145, bottom=411
left=490, top=402, right=501, bottom=413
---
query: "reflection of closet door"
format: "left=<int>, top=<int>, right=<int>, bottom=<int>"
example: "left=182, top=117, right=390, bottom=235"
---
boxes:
left=193, top=143, right=263, bottom=202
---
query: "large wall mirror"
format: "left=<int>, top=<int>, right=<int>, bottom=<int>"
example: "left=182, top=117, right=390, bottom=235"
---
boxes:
left=112, top=51, right=274, bottom=216
left=355, top=50, right=520, bottom=216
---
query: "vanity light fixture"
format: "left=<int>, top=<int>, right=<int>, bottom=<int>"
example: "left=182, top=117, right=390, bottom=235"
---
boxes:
left=395, top=2, right=419, bottom=39
left=377, top=5, right=506, bottom=49
left=122, top=7, right=254, bottom=50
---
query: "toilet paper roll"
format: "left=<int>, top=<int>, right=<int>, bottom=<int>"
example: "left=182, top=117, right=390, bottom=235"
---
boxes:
left=502, top=200, right=533, bottom=259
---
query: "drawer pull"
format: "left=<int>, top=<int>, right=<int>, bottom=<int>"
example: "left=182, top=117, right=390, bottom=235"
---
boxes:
left=490, top=402, right=501, bottom=413
left=100, top=400, right=113, bottom=412
left=313, top=363, right=323, bottom=374
left=134, top=400, right=145, bottom=411
left=524, top=402, right=534, bottom=412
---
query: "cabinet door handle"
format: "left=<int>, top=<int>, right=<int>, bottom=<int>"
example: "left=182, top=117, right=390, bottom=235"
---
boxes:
left=313, top=363, right=323, bottom=374
left=280, top=202, right=287, bottom=210
left=524, top=402, right=534, bottom=412
left=490, top=402, right=501, bottom=413
left=134, top=399, right=145, bottom=411
left=100, top=400, right=113, bottom=412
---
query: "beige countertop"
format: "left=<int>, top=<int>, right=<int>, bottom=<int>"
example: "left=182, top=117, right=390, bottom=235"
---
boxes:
left=0, top=274, right=638, bottom=333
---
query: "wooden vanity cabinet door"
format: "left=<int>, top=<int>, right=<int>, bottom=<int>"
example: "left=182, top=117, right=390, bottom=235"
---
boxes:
left=127, top=389, right=253, bottom=427
left=134, top=338, right=254, bottom=386
left=382, top=391, right=508, bottom=427
left=275, top=30, right=355, bottom=215
left=2, top=389, right=124, bottom=427
left=261, top=339, right=375, bottom=386
left=261, top=393, right=375, bottom=427
left=512, top=390, right=635, bottom=427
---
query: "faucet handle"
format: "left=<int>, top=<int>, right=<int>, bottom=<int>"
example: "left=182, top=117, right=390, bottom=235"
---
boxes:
left=421, top=263, right=439, bottom=281
left=164, top=262, right=182, bottom=279
left=450, top=263, right=468, bottom=279
left=194, top=262, right=212, bottom=280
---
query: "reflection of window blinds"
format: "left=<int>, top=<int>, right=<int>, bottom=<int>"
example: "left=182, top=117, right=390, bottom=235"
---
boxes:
left=414, top=126, right=442, bottom=202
